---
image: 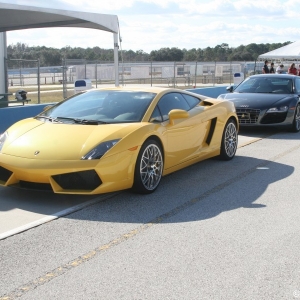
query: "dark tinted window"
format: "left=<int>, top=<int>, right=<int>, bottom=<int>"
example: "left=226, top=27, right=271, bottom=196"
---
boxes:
left=182, top=93, right=200, bottom=108
left=156, top=92, right=190, bottom=121
left=150, top=106, right=163, bottom=123
left=234, top=77, right=293, bottom=94
left=38, top=90, right=156, bottom=123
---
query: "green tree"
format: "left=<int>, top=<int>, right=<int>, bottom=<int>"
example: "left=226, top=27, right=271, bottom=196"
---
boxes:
left=149, top=47, right=183, bottom=61
left=6, top=41, right=294, bottom=66
left=183, top=48, right=198, bottom=61
left=203, top=47, right=214, bottom=61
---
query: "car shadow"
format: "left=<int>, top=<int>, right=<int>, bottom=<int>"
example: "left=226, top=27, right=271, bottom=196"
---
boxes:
left=0, top=155, right=294, bottom=225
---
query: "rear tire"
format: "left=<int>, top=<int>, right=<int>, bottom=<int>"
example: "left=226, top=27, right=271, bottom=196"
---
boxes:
left=132, top=139, right=163, bottom=194
left=219, top=119, right=238, bottom=160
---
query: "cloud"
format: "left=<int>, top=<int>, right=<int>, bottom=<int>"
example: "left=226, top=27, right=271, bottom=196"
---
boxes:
left=3, top=0, right=299, bottom=52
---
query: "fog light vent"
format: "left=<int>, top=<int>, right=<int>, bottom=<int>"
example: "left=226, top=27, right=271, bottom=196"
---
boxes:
left=0, top=166, right=12, bottom=182
left=52, top=170, right=101, bottom=190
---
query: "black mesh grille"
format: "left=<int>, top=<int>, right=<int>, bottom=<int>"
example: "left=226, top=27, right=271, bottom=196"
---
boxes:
left=260, top=112, right=287, bottom=124
left=19, top=181, right=53, bottom=191
left=0, top=166, right=12, bottom=182
left=52, top=170, right=102, bottom=190
left=236, top=108, right=260, bottom=124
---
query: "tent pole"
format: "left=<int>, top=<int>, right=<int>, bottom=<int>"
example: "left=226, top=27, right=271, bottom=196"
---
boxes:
left=114, top=32, right=119, bottom=87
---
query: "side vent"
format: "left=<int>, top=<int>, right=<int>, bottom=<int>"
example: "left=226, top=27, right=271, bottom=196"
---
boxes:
left=205, top=117, right=217, bottom=145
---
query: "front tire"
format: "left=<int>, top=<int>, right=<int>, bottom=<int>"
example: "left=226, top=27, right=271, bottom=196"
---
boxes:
left=289, top=104, right=300, bottom=132
left=132, top=139, right=163, bottom=194
left=219, top=119, right=238, bottom=160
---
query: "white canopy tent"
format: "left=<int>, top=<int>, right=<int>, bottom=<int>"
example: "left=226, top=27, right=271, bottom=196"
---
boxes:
left=0, top=2, right=120, bottom=96
left=258, top=41, right=300, bottom=60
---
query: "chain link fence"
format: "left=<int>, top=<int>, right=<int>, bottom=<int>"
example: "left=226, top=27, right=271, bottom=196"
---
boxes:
left=6, top=58, right=65, bottom=104
left=5, top=58, right=265, bottom=104
left=66, top=59, right=245, bottom=86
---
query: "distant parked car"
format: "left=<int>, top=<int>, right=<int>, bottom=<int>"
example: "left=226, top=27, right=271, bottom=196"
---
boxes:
left=218, top=74, right=300, bottom=132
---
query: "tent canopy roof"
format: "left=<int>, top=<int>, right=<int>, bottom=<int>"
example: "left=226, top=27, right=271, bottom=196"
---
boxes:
left=0, top=2, right=120, bottom=91
left=0, top=2, right=119, bottom=33
left=258, top=41, right=300, bottom=60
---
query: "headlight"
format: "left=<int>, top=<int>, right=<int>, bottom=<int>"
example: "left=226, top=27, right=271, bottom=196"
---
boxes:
left=81, top=139, right=120, bottom=160
left=266, top=106, right=288, bottom=113
left=0, top=131, right=8, bottom=152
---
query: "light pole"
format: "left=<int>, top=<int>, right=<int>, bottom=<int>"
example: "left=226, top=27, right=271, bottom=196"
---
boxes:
left=221, top=44, right=230, bottom=84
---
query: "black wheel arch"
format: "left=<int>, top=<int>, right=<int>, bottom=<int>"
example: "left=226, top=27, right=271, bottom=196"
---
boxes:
left=142, top=135, right=165, bottom=161
left=225, top=116, right=239, bottom=131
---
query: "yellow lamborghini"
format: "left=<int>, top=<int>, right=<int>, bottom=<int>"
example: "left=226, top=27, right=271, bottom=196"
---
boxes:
left=0, top=87, right=238, bottom=195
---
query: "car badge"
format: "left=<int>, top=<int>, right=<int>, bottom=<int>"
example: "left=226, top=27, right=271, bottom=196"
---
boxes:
left=34, top=151, right=40, bottom=156
left=240, top=105, right=249, bottom=108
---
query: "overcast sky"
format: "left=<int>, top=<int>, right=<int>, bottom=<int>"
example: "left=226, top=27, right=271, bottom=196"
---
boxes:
left=2, top=0, right=299, bottom=53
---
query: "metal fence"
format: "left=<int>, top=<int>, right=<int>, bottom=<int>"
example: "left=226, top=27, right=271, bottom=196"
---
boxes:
left=6, top=58, right=64, bottom=104
left=5, top=59, right=265, bottom=104
left=66, top=59, right=245, bottom=86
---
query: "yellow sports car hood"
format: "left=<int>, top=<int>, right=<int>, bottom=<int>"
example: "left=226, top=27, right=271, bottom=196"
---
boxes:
left=3, top=119, right=145, bottom=160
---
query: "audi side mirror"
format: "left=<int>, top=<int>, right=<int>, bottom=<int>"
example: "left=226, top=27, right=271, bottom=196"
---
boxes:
left=226, top=86, right=234, bottom=93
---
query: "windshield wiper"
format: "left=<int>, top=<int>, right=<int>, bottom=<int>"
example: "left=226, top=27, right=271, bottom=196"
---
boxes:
left=36, top=116, right=108, bottom=125
left=55, top=117, right=108, bottom=125
left=35, top=116, right=61, bottom=123
left=75, top=119, right=106, bottom=125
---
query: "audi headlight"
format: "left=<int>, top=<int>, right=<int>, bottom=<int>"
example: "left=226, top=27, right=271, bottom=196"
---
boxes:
left=266, top=106, right=288, bottom=113
left=81, top=139, right=120, bottom=160
left=0, top=131, right=8, bottom=152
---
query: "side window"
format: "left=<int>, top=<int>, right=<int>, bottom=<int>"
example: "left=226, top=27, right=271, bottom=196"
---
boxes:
left=295, top=78, right=300, bottom=94
left=149, top=106, right=163, bottom=123
left=182, top=94, right=200, bottom=108
left=157, top=93, right=190, bottom=121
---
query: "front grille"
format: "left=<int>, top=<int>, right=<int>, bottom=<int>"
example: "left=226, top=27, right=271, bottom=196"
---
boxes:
left=0, top=166, right=12, bottom=183
left=19, top=181, right=53, bottom=191
left=260, top=112, right=288, bottom=124
left=236, top=108, right=260, bottom=124
left=52, top=170, right=102, bottom=190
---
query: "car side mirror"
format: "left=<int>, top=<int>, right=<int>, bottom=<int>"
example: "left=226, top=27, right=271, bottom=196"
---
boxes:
left=169, top=109, right=189, bottom=125
left=226, top=86, right=234, bottom=93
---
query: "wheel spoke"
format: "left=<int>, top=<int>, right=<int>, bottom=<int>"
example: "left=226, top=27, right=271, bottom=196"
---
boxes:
left=140, top=143, right=163, bottom=190
left=224, top=122, right=237, bottom=157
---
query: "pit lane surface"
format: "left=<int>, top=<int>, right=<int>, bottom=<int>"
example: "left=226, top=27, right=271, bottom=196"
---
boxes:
left=1, top=127, right=300, bottom=299
left=0, top=127, right=273, bottom=240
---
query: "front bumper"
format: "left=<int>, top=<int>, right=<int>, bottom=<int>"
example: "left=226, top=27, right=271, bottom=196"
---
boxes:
left=236, top=107, right=294, bottom=127
left=0, top=150, right=137, bottom=194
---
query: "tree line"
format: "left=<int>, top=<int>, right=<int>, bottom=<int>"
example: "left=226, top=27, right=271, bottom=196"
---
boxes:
left=7, top=41, right=291, bottom=67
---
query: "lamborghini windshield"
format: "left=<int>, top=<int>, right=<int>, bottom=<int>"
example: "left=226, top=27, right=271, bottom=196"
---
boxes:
left=36, top=90, right=156, bottom=124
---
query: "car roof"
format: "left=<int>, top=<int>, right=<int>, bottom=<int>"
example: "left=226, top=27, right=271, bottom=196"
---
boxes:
left=88, top=86, right=193, bottom=94
left=249, top=74, right=296, bottom=79
left=93, top=86, right=176, bottom=93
